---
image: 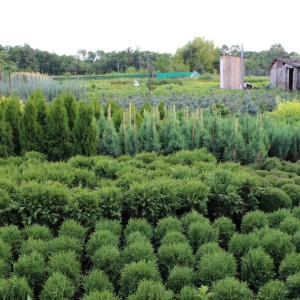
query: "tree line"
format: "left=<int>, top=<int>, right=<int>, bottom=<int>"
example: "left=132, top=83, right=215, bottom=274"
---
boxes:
left=0, top=38, right=298, bottom=76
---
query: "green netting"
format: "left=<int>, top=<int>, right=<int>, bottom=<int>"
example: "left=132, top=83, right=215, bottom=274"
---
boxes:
left=156, top=72, right=195, bottom=79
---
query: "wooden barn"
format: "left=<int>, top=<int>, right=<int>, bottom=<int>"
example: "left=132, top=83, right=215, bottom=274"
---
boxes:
left=269, top=57, right=300, bottom=91
left=220, top=55, right=245, bottom=90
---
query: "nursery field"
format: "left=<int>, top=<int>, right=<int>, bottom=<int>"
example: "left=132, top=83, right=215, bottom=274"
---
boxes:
left=1, top=75, right=300, bottom=299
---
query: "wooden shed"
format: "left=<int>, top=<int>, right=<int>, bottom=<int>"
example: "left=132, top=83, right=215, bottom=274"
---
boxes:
left=269, top=57, right=300, bottom=91
left=220, top=55, right=245, bottom=89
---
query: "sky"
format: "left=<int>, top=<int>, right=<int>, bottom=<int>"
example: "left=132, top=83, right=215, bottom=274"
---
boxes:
left=2, top=0, right=300, bottom=56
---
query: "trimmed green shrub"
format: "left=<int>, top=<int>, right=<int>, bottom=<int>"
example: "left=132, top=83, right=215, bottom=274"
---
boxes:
left=160, top=231, right=189, bottom=246
left=13, top=251, right=47, bottom=293
left=0, top=239, right=12, bottom=262
left=178, top=285, right=200, bottom=300
left=240, top=247, right=275, bottom=293
left=268, top=208, right=291, bottom=228
left=86, top=230, right=119, bottom=258
left=93, top=156, right=119, bottom=180
left=124, top=231, right=150, bottom=245
left=121, top=240, right=156, bottom=264
left=286, top=272, right=300, bottom=299
left=279, top=252, right=300, bottom=280
left=259, top=187, right=292, bottom=212
left=83, top=269, right=114, bottom=295
left=292, top=231, right=300, bottom=252
left=228, top=232, right=260, bottom=264
left=154, top=216, right=183, bottom=245
left=67, top=155, right=95, bottom=170
left=0, top=275, right=34, bottom=300
left=175, top=179, right=209, bottom=215
left=281, top=184, right=300, bottom=206
left=0, top=189, right=14, bottom=226
left=39, top=272, right=75, bottom=300
left=68, top=168, right=98, bottom=189
left=157, top=242, right=194, bottom=280
left=58, top=219, right=87, bottom=245
left=46, top=236, right=83, bottom=257
left=119, top=260, right=161, bottom=298
left=261, top=157, right=283, bottom=171
left=261, top=229, right=295, bottom=269
left=19, top=238, right=48, bottom=257
left=240, top=210, right=269, bottom=233
left=187, top=221, right=219, bottom=253
left=256, top=279, right=287, bottom=300
left=123, top=218, right=153, bottom=241
left=0, top=225, right=22, bottom=256
left=127, top=279, right=173, bottom=300
left=22, top=224, right=53, bottom=241
left=91, top=246, right=121, bottom=286
left=82, top=290, right=120, bottom=300
left=165, top=266, right=194, bottom=295
left=195, top=242, right=224, bottom=263
left=94, top=219, right=122, bottom=238
left=47, top=251, right=81, bottom=287
left=194, top=251, right=237, bottom=286
left=180, top=210, right=210, bottom=234
left=211, top=277, right=254, bottom=300
left=292, top=206, right=300, bottom=218
left=275, top=178, right=293, bottom=188
left=0, top=259, right=10, bottom=278
left=212, top=216, right=236, bottom=249
left=279, top=216, right=300, bottom=235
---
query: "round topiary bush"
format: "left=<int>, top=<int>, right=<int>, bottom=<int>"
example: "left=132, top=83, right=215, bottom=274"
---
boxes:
left=212, top=216, right=236, bottom=250
left=0, top=259, right=10, bottom=278
left=279, top=252, right=300, bottom=281
left=19, top=238, right=48, bottom=257
left=123, top=218, right=153, bottom=241
left=81, top=290, right=120, bottom=300
left=83, top=269, right=114, bottom=295
left=240, top=247, right=275, bottom=293
left=211, top=277, right=254, bottom=300
left=0, top=239, right=12, bottom=263
left=195, top=242, right=224, bottom=264
left=160, top=231, right=189, bottom=246
left=0, top=225, right=22, bottom=256
left=240, top=210, right=269, bottom=234
left=281, top=183, right=300, bottom=206
left=124, top=231, right=150, bottom=246
left=278, top=216, right=300, bottom=235
left=58, top=219, right=87, bottom=245
left=22, top=224, right=53, bottom=241
left=177, top=285, right=200, bottom=300
left=180, top=210, right=210, bottom=234
left=127, top=279, right=173, bottom=300
left=267, top=208, right=291, bottom=228
left=259, top=187, right=292, bottom=213
left=94, top=219, right=122, bottom=238
left=256, top=279, right=287, bottom=300
left=165, top=266, right=194, bottom=295
left=286, top=272, right=300, bottom=299
left=261, top=157, right=283, bottom=171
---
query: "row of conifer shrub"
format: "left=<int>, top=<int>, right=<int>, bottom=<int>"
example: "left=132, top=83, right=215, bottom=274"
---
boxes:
left=1, top=90, right=300, bottom=164
left=1, top=149, right=300, bottom=298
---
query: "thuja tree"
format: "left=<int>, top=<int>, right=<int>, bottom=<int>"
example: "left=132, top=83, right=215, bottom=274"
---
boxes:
left=62, top=92, right=78, bottom=131
left=137, top=111, right=161, bottom=153
left=45, top=96, right=71, bottom=161
left=119, top=112, right=137, bottom=156
left=4, top=95, right=22, bottom=155
left=72, top=101, right=98, bottom=156
left=159, top=108, right=185, bottom=155
left=0, top=111, right=13, bottom=158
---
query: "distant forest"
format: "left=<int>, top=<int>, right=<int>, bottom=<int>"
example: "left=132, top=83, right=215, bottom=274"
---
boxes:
left=0, top=38, right=299, bottom=76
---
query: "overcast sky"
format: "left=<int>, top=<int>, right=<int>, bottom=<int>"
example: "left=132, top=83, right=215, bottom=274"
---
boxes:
left=2, top=0, right=300, bottom=56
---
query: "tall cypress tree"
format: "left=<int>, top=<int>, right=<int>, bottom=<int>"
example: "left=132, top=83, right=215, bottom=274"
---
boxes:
left=4, top=95, right=22, bottom=155
left=45, top=96, right=71, bottom=161
left=72, top=101, right=98, bottom=156
left=0, top=106, right=13, bottom=158
left=62, top=92, right=78, bottom=131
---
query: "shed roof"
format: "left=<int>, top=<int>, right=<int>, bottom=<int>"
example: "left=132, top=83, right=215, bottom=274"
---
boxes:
left=270, top=56, right=300, bottom=69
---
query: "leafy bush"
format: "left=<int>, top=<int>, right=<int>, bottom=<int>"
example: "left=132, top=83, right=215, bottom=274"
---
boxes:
left=259, top=187, right=292, bottom=212
left=160, top=231, right=189, bottom=246
left=0, top=275, right=34, bottom=300
left=119, top=260, right=161, bottom=298
left=121, top=240, right=156, bottom=265
left=86, top=230, right=119, bottom=257
left=91, top=246, right=121, bottom=286
left=212, top=216, right=236, bottom=249
left=58, top=219, right=87, bottom=245
left=187, top=221, right=219, bottom=253
left=256, top=279, right=287, bottom=300
left=267, top=208, right=291, bottom=228
left=195, top=242, right=224, bottom=263
left=127, top=279, right=173, bottom=300
left=261, top=229, right=295, bottom=269
left=211, top=277, right=254, bottom=300
left=22, top=224, right=53, bottom=241
left=240, top=247, right=275, bottom=293
left=154, top=216, right=183, bottom=245
left=94, top=219, right=122, bottom=238
left=180, top=210, right=210, bottom=234
left=46, top=235, right=83, bottom=257
left=39, top=272, right=75, bottom=300
left=83, top=269, right=114, bottom=295
left=47, top=251, right=81, bottom=287
left=123, top=218, right=153, bottom=241
left=82, top=290, right=120, bottom=300
left=13, top=251, right=47, bottom=293
left=194, top=251, right=237, bottom=286
left=157, top=243, right=194, bottom=280
left=279, top=252, right=300, bottom=280
left=165, top=266, right=194, bottom=295
left=240, top=210, right=269, bottom=233
left=286, top=272, right=300, bottom=299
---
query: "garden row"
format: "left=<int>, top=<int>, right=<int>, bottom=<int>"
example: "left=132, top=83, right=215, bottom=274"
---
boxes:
left=1, top=150, right=300, bottom=298
left=1, top=91, right=300, bottom=164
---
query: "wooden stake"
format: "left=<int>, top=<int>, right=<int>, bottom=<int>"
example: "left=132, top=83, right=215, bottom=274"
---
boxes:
left=235, top=117, right=238, bottom=135
left=123, top=112, right=126, bottom=153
